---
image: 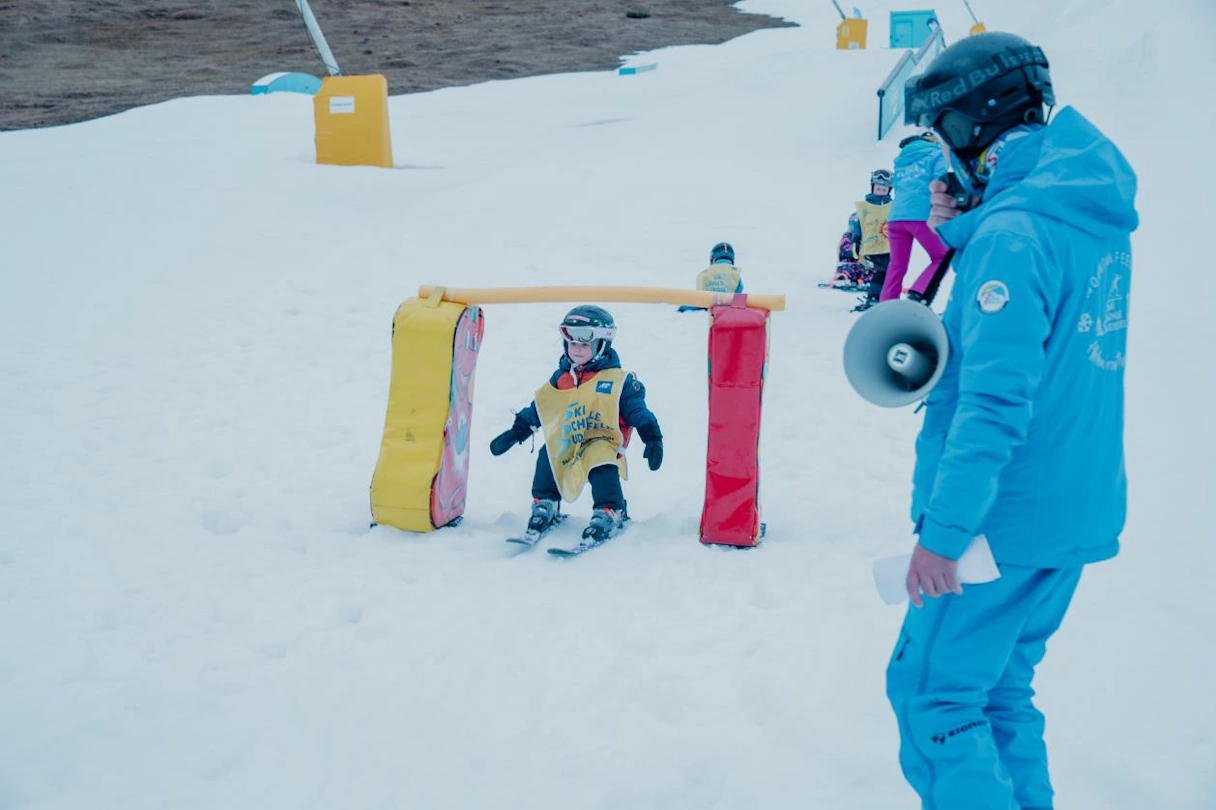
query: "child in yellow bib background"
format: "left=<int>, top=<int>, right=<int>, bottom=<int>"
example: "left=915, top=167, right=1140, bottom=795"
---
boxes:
left=678, top=241, right=743, bottom=313
left=489, top=305, right=664, bottom=544
left=850, top=168, right=894, bottom=312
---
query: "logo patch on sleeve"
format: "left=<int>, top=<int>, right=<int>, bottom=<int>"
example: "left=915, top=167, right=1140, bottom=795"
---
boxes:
left=977, top=280, right=1010, bottom=313
left=595, top=380, right=614, bottom=394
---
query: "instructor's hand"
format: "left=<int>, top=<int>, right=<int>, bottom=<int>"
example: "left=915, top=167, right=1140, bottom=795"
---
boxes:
left=928, top=178, right=966, bottom=231
left=906, top=542, right=962, bottom=608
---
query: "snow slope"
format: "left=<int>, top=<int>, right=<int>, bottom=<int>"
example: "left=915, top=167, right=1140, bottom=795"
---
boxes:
left=1, top=0, right=1213, bottom=807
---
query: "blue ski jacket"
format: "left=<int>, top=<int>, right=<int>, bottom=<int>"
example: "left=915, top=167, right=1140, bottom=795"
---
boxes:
left=890, top=138, right=949, bottom=222
left=911, top=107, right=1138, bottom=567
left=516, top=348, right=658, bottom=434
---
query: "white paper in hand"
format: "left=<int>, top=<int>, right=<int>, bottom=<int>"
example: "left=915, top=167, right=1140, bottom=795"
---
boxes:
left=872, top=535, right=1001, bottom=605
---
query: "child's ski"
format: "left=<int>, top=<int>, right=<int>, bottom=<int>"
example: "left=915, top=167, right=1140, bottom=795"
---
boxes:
left=818, top=278, right=867, bottom=292
left=505, top=513, right=568, bottom=547
left=547, top=518, right=629, bottom=557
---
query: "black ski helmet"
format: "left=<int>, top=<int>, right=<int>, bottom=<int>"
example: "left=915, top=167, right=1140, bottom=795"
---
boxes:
left=559, top=304, right=616, bottom=361
left=903, top=32, right=1054, bottom=160
left=709, top=242, right=735, bottom=265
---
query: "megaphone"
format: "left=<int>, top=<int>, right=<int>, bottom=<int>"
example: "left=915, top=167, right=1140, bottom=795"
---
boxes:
left=843, top=299, right=949, bottom=407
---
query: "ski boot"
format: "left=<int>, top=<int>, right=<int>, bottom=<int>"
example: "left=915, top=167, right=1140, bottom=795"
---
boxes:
left=851, top=294, right=878, bottom=313
left=528, top=498, right=561, bottom=534
left=507, top=498, right=565, bottom=546
left=548, top=507, right=630, bottom=556
left=905, top=290, right=931, bottom=306
left=582, top=506, right=628, bottom=543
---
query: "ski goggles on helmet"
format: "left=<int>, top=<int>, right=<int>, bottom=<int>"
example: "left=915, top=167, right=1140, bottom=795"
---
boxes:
left=560, top=325, right=616, bottom=344
left=926, top=109, right=983, bottom=153
left=871, top=169, right=893, bottom=185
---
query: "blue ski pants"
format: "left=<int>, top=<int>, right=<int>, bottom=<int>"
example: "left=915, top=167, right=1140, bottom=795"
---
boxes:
left=886, top=564, right=1083, bottom=810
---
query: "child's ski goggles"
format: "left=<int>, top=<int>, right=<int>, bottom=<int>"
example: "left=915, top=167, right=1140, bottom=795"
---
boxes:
left=560, top=325, right=616, bottom=344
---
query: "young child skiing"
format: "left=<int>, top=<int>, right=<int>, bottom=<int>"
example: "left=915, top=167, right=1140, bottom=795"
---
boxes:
left=697, top=241, right=744, bottom=294
left=678, top=241, right=743, bottom=312
left=824, top=218, right=870, bottom=291
left=884, top=131, right=950, bottom=303
left=488, top=305, right=664, bottom=551
left=850, top=168, right=894, bottom=312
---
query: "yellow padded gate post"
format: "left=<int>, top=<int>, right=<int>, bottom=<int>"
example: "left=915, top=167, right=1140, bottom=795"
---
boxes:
left=370, top=295, right=484, bottom=531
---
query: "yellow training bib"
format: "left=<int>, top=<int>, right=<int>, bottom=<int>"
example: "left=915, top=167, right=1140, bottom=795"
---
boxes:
left=534, top=368, right=629, bottom=502
left=855, top=200, right=892, bottom=256
left=696, top=264, right=742, bottom=294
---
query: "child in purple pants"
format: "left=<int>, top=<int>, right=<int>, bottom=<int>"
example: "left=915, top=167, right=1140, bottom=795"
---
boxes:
left=883, top=132, right=950, bottom=302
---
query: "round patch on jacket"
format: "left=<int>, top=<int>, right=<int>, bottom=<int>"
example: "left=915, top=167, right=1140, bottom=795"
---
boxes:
left=976, top=280, right=1010, bottom=313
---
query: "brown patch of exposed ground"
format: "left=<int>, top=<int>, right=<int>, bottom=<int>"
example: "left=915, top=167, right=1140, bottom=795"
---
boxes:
left=0, top=0, right=795, bottom=131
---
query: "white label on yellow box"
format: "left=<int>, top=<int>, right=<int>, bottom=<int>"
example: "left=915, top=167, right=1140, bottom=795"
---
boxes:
left=329, top=96, right=356, bottom=114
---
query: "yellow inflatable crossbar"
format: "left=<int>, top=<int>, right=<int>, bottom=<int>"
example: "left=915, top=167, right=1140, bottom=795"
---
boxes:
left=417, top=285, right=785, bottom=312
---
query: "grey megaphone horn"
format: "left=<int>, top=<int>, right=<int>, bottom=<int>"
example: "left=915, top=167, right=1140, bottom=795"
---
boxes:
left=843, top=299, right=949, bottom=407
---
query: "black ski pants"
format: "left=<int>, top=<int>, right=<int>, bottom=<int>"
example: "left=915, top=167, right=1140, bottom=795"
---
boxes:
left=532, top=446, right=625, bottom=511
left=864, top=252, right=891, bottom=301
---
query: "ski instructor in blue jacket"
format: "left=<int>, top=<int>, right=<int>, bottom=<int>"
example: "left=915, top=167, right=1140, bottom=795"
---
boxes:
left=888, top=32, right=1138, bottom=809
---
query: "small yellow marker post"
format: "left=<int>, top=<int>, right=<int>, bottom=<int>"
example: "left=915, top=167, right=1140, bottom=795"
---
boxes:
left=313, top=74, right=393, bottom=168
left=837, top=18, right=869, bottom=50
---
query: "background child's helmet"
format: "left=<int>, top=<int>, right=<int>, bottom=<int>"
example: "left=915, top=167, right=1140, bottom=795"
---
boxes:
left=903, top=32, right=1054, bottom=160
left=709, top=242, right=735, bottom=265
left=560, top=305, right=617, bottom=361
left=870, top=169, right=893, bottom=187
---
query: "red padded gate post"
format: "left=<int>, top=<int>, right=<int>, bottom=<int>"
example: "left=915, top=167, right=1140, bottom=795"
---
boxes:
left=700, top=295, right=768, bottom=546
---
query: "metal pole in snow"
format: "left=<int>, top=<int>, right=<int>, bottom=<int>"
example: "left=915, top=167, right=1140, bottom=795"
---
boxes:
left=829, top=0, right=847, bottom=21
left=296, top=0, right=342, bottom=76
left=962, top=0, right=980, bottom=24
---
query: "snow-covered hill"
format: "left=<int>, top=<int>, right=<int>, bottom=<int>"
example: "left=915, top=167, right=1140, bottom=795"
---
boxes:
left=2, top=1, right=1213, bottom=807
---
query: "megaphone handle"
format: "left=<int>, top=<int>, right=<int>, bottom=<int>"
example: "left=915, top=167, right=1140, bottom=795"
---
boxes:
left=920, top=248, right=955, bottom=306
left=942, top=172, right=974, bottom=211
left=922, top=173, right=973, bottom=306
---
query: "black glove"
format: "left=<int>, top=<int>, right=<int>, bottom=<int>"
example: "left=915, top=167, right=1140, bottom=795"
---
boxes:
left=490, top=414, right=533, bottom=456
left=637, top=421, right=663, bottom=471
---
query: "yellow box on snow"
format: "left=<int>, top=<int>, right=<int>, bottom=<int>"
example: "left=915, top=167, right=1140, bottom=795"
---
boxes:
left=313, top=74, right=393, bottom=168
left=837, top=18, right=868, bottom=50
